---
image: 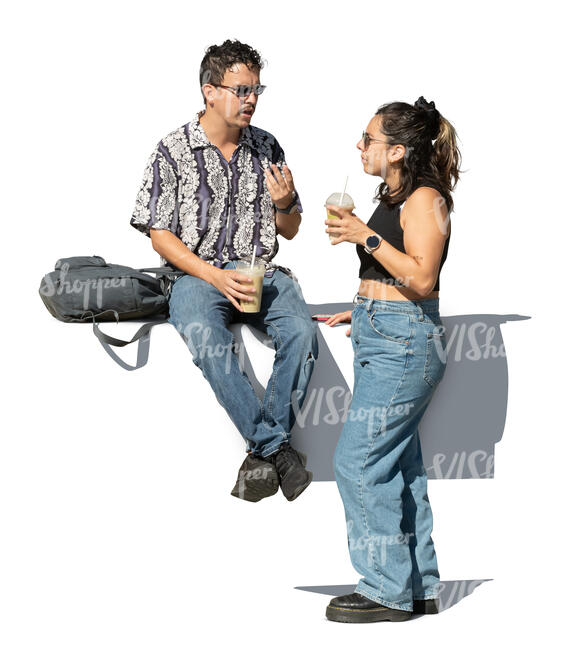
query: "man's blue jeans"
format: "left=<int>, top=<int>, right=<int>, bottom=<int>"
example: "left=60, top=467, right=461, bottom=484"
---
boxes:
left=333, top=295, right=447, bottom=612
left=167, top=262, right=318, bottom=458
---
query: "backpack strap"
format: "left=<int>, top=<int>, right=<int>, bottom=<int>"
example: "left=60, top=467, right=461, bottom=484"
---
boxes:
left=85, top=310, right=166, bottom=372
left=135, top=266, right=186, bottom=276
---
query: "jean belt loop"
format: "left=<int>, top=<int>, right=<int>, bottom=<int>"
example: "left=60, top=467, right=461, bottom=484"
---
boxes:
left=353, top=293, right=364, bottom=306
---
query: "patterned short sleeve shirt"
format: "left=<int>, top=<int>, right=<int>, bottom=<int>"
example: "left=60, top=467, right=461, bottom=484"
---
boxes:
left=130, top=111, right=302, bottom=282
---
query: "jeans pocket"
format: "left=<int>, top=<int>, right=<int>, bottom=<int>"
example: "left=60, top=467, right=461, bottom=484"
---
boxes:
left=368, top=309, right=412, bottom=345
left=423, top=329, right=447, bottom=387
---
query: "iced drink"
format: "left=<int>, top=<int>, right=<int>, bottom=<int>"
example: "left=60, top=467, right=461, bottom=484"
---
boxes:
left=325, top=192, right=354, bottom=241
left=235, top=259, right=266, bottom=313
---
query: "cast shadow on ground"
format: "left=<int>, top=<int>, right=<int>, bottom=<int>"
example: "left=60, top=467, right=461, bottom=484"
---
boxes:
left=295, top=579, right=493, bottom=614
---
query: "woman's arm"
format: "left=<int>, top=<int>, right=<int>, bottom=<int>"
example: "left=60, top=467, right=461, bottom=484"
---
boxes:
left=325, top=187, right=450, bottom=296
left=400, top=188, right=450, bottom=295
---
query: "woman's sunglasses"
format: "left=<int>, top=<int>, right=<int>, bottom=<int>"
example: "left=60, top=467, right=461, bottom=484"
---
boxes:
left=362, top=131, right=390, bottom=148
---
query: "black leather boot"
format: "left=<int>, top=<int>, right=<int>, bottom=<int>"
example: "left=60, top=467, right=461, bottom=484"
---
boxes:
left=326, top=593, right=412, bottom=623
left=266, top=443, right=312, bottom=501
left=230, top=453, right=279, bottom=502
left=413, top=598, right=440, bottom=614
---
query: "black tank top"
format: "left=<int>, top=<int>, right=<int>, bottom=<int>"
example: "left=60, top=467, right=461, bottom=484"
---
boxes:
left=356, top=182, right=450, bottom=291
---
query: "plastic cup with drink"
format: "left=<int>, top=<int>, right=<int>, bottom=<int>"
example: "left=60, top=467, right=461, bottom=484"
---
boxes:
left=325, top=177, right=354, bottom=241
left=235, top=246, right=265, bottom=313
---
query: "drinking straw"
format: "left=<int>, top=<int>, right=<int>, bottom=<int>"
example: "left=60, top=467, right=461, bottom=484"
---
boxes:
left=251, top=244, right=257, bottom=269
left=339, top=176, right=348, bottom=205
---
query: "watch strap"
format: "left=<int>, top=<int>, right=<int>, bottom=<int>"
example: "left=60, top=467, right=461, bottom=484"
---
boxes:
left=275, top=194, right=298, bottom=214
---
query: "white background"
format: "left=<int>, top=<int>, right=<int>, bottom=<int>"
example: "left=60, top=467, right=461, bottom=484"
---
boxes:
left=1, top=0, right=559, bottom=648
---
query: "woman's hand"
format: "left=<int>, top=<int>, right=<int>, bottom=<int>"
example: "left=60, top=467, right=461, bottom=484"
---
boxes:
left=325, top=205, right=372, bottom=245
left=325, top=310, right=353, bottom=337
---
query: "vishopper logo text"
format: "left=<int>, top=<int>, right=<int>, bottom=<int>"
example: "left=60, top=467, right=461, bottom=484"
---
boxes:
left=40, top=263, right=127, bottom=310
left=176, top=321, right=251, bottom=375
left=427, top=450, right=494, bottom=479
left=346, top=519, right=415, bottom=566
left=235, top=464, right=276, bottom=501
left=289, top=386, right=416, bottom=437
left=422, top=322, right=504, bottom=362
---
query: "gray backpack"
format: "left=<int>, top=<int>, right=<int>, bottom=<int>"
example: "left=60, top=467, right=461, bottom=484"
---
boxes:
left=39, top=255, right=185, bottom=370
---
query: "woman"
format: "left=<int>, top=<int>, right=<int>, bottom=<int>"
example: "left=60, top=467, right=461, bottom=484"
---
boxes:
left=323, top=97, right=461, bottom=623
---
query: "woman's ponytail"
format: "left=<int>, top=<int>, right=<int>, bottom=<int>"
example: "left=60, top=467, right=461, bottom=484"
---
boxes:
left=431, top=115, right=462, bottom=212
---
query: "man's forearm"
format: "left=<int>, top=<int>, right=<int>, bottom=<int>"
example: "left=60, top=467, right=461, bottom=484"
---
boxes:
left=275, top=210, right=301, bottom=240
left=150, top=228, right=218, bottom=284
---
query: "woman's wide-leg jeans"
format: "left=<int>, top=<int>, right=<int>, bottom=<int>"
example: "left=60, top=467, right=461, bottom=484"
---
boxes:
left=333, top=295, right=447, bottom=612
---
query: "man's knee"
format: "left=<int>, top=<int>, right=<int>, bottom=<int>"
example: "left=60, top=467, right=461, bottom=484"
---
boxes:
left=168, top=276, right=222, bottom=323
left=290, top=317, right=318, bottom=352
left=290, top=319, right=319, bottom=387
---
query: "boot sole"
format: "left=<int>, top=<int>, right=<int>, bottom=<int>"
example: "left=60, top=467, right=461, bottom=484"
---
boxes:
left=326, top=604, right=412, bottom=623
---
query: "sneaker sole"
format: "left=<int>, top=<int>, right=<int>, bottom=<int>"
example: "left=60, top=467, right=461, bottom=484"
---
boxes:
left=231, top=476, right=279, bottom=502
left=280, top=450, right=312, bottom=501
left=326, top=604, right=412, bottom=623
left=283, top=470, right=313, bottom=502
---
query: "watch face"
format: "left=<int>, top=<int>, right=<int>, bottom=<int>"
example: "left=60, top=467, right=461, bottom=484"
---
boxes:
left=366, top=235, right=381, bottom=248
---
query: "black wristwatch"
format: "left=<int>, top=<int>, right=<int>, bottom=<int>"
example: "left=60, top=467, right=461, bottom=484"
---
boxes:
left=364, top=233, right=383, bottom=254
left=275, top=193, right=299, bottom=214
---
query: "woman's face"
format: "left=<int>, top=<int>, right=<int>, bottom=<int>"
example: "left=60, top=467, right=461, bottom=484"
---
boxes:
left=356, top=115, right=392, bottom=177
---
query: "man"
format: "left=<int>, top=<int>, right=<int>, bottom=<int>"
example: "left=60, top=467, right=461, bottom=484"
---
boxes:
left=130, top=40, right=318, bottom=502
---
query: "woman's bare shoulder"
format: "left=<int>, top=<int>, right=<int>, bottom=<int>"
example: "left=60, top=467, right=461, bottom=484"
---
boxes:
left=401, top=187, right=450, bottom=236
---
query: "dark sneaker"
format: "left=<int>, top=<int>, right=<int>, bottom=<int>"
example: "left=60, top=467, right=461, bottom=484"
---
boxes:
left=230, top=453, right=279, bottom=502
left=413, top=598, right=440, bottom=614
left=326, top=593, right=412, bottom=623
left=267, top=443, right=312, bottom=501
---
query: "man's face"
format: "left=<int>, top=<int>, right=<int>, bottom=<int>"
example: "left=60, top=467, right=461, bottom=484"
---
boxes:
left=205, top=62, right=260, bottom=128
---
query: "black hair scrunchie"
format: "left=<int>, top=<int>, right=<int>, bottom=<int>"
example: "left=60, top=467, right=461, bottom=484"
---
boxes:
left=414, top=96, right=441, bottom=139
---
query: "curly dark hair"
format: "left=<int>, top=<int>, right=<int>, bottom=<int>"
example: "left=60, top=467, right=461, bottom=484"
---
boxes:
left=199, top=39, right=265, bottom=102
left=375, top=97, right=462, bottom=213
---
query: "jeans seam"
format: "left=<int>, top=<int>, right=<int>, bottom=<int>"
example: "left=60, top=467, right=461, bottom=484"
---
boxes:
left=423, top=331, right=445, bottom=387
left=265, top=321, right=283, bottom=420
left=358, top=342, right=411, bottom=599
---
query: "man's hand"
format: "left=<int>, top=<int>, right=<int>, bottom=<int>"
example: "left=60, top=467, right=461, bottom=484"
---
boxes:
left=210, top=267, right=256, bottom=312
left=265, top=163, right=295, bottom=210
left=325, top=204, right=372, bottom=245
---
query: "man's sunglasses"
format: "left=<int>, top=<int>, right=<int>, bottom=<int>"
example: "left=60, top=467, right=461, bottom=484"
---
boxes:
left=213, top=84, right=267, bottom=98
